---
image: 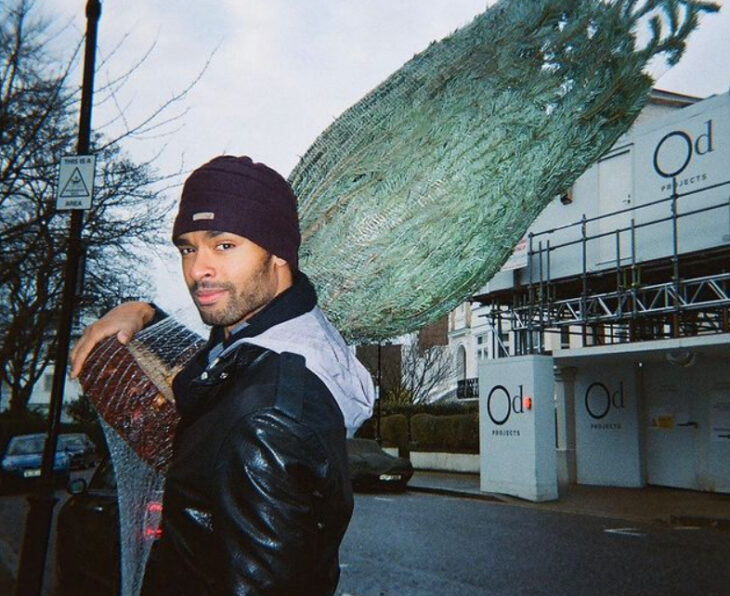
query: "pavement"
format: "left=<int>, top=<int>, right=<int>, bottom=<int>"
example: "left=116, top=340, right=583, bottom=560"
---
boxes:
left=0, top=537, right=13, bottom=596
left=409, top=470, right=730, bottom=530
left=2, top=474, right=728, bottom=595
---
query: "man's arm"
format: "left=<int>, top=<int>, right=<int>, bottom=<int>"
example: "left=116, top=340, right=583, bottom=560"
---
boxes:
left=69, top=301, right=157, bottom=378
left=215, top=410, right=330, bottom=594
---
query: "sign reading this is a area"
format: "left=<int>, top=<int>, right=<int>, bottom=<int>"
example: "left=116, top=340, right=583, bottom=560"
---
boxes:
left=56, top=155, right=96, bottom=210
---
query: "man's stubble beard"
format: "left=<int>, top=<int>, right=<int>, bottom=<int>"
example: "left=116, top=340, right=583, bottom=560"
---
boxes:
left=192, top=255, right=277, bottom=328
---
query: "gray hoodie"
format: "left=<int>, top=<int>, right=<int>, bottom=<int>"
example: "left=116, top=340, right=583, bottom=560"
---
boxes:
left=216, top=306, right=375, bottom=434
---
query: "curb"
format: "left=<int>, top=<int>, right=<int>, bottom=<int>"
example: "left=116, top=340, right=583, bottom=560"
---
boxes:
left=407, top=485, right=730, bottom=531
left=408, top=484, right=506, bottom=503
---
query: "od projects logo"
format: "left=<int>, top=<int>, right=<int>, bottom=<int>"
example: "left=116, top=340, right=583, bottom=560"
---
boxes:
left=584, top=381, right=626, bottom=431
left=486, top=384, right=530, bottom=426
left=653, top=119, right=715, bottom=194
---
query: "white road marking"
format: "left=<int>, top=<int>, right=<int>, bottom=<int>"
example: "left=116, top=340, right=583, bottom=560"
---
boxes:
left=374, top=496, right=395, bottom=502
left=603, top=527, right=645, bottom=537
left=673, top=526, right=701, bottom=531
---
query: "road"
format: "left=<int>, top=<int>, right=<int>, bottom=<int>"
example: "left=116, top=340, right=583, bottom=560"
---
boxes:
left=2, top=485, right=729, bottom=595
left=338, top=492, right=730, bottom=596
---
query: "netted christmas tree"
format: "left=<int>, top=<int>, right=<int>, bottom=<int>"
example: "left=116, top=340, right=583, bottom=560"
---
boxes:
left=291, top=0, right=718, bottom=341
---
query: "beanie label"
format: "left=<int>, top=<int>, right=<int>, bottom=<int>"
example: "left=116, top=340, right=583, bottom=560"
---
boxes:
left=192, top=212, right=215, bottom=221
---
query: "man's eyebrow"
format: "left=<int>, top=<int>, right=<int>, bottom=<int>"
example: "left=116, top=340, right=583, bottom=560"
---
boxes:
left=173, top=230, right=225, bottom=246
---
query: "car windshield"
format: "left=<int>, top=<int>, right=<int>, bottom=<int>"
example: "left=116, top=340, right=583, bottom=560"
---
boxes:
left=58, top=435, right=87, bottom=450
left=7, top=436, right=46, bottom=456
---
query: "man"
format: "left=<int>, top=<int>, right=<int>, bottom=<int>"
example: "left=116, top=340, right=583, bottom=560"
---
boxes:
left=70, top=156, right=375, bottom=595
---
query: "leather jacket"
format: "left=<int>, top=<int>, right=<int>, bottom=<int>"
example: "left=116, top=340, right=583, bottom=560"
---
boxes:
left=143, top=276, right=358, bottom=595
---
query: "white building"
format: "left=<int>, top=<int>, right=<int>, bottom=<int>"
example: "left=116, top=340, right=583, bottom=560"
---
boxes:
left=1, top=364, right=81, bottom=422
left=449, top=89, right=730, bottom=497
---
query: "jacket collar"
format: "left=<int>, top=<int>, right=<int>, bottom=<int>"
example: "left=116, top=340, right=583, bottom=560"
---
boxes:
left=174, top=272, right=318, bottom=421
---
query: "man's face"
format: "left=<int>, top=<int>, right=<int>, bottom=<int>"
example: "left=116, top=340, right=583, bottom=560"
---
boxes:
left=175, top=230, right=281, bottom=332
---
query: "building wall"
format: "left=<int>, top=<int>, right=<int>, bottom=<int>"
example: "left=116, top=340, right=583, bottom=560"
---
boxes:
left=445, top=90, right=730, bottom=493
left=418, top=315, right=449, bottom=350
left=573, top=361, right=643, bottom=487
left=642, top=355, right=730, bottom=493
left=485, top=91, right=727, bottom=294
left=557, top=342, right=730, bottom=494
left=448, top=302, right=496, bottom=383
left=1, top=364, right=80, bottom=422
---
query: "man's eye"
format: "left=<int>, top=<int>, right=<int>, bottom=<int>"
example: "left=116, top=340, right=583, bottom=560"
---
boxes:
left=216, top=243, right=235, bottom=250
left=179, top=247, right=194, bottom=256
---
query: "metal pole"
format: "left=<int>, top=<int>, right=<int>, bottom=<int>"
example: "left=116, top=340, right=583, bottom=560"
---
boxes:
left=629, top=217, right=637, bottom=341
left=15, top=2, right=101, bottom=594
left=376, top=342, right=382, bottom=443
left=527, top=233, right=534, bottom=354
left=671, top=177, right=680, bottom=337
left=581, top=214, right=588, bottom=347
left=538, top=240, right=544, bottom=353
left=546, top=239, right=551, bottom=329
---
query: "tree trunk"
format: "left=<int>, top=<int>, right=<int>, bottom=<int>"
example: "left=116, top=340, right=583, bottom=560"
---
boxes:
left=8, top=382, right=33, bottom=415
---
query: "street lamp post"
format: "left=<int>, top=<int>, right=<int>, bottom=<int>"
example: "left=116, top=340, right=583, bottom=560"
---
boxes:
left=14, top=2, right=101, bottom=594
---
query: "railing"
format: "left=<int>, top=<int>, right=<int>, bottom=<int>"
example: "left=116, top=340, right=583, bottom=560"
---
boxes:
left=457, top=378, right=479, bottom=399
left=497, top=177, right=730, bottom=354
left=511, top=271, right=730, bottom=329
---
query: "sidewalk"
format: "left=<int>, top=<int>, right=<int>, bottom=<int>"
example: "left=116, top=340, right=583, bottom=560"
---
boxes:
left=0, top=538, right=14, bottom=595
left=409, top=470, right=730, bottom=529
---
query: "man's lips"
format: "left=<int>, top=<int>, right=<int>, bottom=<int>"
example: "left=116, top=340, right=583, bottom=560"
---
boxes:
left=194, top=288, right=228, bottom=306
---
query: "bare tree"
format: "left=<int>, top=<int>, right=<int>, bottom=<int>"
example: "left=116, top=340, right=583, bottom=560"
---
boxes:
left=0, top=0, right=206, bottom=413
left=383, top=341, right=454, bottom=405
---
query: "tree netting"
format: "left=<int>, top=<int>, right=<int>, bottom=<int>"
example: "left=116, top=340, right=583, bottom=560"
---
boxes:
left=81, top=315, right=205, bottom=596
left=291, top=0, right=718, bottom=342
left=100, top=418, right=165, bottom=596
left=80, top=315, right=205, bottom=470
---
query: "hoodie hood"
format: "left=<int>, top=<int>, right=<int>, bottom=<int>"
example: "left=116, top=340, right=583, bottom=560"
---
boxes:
left=225, top=307, right=375, bottom=432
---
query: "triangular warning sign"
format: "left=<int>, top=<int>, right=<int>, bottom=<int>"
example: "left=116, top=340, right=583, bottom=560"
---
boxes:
left=60, top=167, right=90, bottom=198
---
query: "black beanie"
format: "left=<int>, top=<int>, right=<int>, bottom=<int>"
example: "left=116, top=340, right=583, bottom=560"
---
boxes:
left=172, top=155, right=300, bottom=270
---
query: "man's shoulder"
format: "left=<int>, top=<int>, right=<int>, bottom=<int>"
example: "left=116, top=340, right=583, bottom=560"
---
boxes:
left=227, top=347, right=342, bottom=427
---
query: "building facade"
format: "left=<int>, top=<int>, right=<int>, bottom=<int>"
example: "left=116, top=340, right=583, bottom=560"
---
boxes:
left=1, top=364, right=80, bottom=422
left=449, top=89, right=730, bottom=497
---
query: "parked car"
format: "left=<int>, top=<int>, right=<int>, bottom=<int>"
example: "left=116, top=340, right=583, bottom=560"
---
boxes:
left=58, top=432, right=97, bottom=469
left=346, top=437, right=414, bottom=492
left=56, top=457, right=163, bottom=595
left=0, top=433, right=70, bottom=493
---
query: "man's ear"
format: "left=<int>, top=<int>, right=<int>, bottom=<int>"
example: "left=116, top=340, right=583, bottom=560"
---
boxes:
left=272, top=255, right=288, bottom=268
left=272, top=254, right=294, bottom=289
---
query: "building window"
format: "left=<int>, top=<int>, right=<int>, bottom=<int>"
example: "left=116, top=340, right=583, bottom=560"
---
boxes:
left=456, top=345, right=467, bottom=380
left=43, top=374, right=53, bottom=392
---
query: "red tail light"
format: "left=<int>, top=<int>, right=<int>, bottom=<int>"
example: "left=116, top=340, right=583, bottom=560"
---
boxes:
left=143, top=501, right=163, bottom=540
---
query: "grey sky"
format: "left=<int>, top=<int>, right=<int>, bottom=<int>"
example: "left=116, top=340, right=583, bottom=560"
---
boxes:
left=48, top=0, right=730, bottom=310
left=52, top=1, right=730, bottom=176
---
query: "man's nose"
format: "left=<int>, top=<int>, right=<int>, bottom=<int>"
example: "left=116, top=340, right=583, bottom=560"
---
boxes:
left=188, top=249, right=215, bottom=281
